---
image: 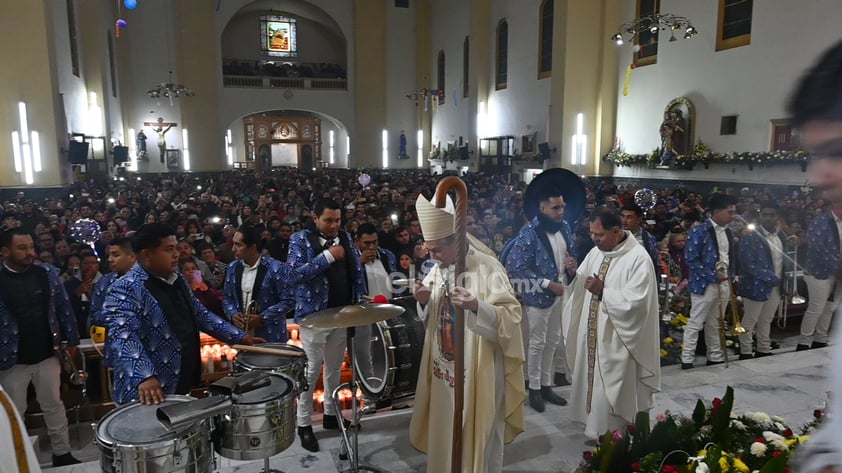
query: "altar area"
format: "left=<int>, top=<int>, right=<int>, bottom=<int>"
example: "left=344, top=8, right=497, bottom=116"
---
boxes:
left=41, top=331, right=829, bottom=472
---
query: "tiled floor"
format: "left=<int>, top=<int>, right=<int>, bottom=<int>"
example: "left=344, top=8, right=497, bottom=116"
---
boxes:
left=41, top=331, right=831, bottom=473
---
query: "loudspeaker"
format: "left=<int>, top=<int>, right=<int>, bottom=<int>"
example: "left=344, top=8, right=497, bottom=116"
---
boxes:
left=538, top=142, right=551, bottom=159
left=68, top=141, right=89, bottom=164
left=113, top=146, right=129, bottom=164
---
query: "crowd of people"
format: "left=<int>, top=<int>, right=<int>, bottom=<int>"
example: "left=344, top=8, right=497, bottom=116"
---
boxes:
left=0, top=164, right=836, bottom=469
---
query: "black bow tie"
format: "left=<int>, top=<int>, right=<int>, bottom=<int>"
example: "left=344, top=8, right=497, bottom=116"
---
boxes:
left=320, top=233, right=336, bottom=250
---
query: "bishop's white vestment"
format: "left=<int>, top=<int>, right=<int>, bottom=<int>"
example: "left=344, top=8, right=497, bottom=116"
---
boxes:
left=563, top=232, right=661, bottom=439
left=409, top=247, right=525, bottom=473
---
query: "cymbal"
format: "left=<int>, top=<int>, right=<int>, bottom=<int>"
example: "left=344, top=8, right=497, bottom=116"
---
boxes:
left=300, top=303, right=406, bottom=329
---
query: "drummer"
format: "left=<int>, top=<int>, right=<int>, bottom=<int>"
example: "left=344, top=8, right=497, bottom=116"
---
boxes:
left=288, top=198, right=366, bottom=453
left=222, top=225, right=294, bottom=342
left=353, top=223, right=399, bottom=382
left=100, top=223, right=266, bottom=406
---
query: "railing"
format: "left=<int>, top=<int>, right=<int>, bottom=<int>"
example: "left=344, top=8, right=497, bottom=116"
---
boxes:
left=223, top=75, right=347, bottom=90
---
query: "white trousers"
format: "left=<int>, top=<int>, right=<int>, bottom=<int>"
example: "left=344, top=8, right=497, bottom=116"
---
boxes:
left=739, top=287, right=780, bottom=354
left=800, top=275, right=838, bottom=345
left=525, top=299, right=563, bottom=390
left=0, top=356, right=72, bottom=456
left=296, top=325, right=347, bottom=427
left=682, top=282, right=728, bottom=364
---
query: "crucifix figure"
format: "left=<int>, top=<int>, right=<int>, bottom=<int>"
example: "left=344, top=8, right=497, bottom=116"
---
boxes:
left=143, top=117, right=177, bottom=163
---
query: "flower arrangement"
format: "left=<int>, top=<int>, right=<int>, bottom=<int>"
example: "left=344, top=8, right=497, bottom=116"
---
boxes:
left=576, top=387, right=819, bottom=473
left=603, top=139, right=811, bottom=169
left=512, top=151, right=547, bottom=163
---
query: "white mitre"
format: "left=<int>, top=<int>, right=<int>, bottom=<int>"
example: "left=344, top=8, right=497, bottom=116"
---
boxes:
left=415, top=193, right=455, bottom=241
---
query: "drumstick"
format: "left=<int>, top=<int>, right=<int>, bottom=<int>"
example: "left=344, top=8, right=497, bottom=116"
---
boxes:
left=232, top=344, right=305, bottom=357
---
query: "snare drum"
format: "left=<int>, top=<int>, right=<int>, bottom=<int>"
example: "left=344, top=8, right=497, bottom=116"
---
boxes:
left=214, top=373, right=296, bottom=461
left=353, top=296, right=425, bottom=405
left=94, top=395, right=213, bottom=473
left=234, top=343, right=308, bottom=393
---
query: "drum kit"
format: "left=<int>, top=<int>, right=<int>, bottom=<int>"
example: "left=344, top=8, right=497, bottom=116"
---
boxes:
left=92, top=299, right=417, bottom=473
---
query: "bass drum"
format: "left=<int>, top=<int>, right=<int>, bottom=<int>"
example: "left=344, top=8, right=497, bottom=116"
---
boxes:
left=94, top=395, right=213, bottom=473
left=353, top=296, right=425, bottom=406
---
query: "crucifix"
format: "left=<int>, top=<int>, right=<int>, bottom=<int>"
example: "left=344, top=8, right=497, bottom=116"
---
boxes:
left=143, top=117, right=178, bottom=163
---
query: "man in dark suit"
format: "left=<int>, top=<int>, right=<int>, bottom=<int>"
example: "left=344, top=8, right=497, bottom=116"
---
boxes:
left=288, top=199, right=366, bottom=452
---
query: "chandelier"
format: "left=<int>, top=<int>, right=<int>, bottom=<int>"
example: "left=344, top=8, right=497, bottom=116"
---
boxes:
left=147, top=71, right=194, bottom=106
left=610, top=13, right=698, bottom=45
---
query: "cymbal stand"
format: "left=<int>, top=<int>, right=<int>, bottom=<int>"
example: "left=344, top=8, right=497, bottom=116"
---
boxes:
left=332, top=326, right=384, bottom=473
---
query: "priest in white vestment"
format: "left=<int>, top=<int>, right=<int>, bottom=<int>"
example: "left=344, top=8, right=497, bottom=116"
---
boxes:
left=563, top=208, right=661, bottom=439
left=409, top=194, right=525, bottom=473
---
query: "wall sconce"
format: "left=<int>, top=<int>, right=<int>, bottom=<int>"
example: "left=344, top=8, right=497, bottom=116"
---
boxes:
left=10, top=102, right=42, bottom=184
left=182, top=128, right=190, bottom=171
left=571, top=113, right=587, bottom=166
left=382, top=129, right=389, bottom=169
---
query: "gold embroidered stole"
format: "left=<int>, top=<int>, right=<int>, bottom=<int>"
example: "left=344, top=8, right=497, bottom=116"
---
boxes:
left=0, top=390, right=30, bottom=473
left=586, top=255, right=613, bottom=413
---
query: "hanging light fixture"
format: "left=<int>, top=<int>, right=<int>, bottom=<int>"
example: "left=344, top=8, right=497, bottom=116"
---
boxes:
left=147, top=0, right=193, bottom=105
left=610, top=13, right=698, bottom=46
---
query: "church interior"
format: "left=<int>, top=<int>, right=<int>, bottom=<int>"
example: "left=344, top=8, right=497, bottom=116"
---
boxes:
left=1, top=0, right=839, bottom=471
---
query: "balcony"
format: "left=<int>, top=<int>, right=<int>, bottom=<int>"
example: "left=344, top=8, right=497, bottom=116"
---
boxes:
left=223, top=75, right=347, bottom=90
left=222, top=59, right=347, bottom=91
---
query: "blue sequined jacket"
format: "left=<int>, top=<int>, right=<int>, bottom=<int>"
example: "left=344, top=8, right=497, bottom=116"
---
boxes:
left=736, top=229, right=786, bottom=302
left=505, top=217, right=576, bottom=309
left=805, top=212, right=840, bottom=280
left=0, top=263, right=80, bottom=370
left=222, top=254, right=293, bottom=342
left=288, top=229, right=366, bottom=323
left=90, top=272, right=120, bottom=327
left=686, top=219, right=734, bottom=295
left=102, top=263, right=246, bottom=405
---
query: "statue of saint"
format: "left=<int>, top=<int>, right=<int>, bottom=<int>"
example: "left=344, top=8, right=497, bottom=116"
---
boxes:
left=399, top=130, right=408, bottom=158
left=135, top=130, right=148, bottom=160
left=659, top=111, right=685, bottom=166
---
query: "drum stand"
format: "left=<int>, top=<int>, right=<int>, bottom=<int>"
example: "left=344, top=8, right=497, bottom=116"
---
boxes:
left=258, top=457, right=283, bottom=473
left=332, top=326, right=385, bottom=473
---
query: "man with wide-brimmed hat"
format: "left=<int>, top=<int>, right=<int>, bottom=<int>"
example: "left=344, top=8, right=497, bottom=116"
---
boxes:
left=409, top=193, right=524, bottom=473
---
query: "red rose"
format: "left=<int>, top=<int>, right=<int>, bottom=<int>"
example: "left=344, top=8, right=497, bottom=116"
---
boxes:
left=582, top=451, right=593, bottom=460
left=712, top=397, right=722, bottom=415
left=814, top=409, right=823, bottom=419
left=662, top=465, right=679, bottom=473
left=773, top=451, right=783, bottom=457
left=627, top=424, right=636, bottom=434
left=632, top=462, right=640, bottom=472
left=784, top=428, right=793, bottom=437
left=754, top=437, right=766, bottom=444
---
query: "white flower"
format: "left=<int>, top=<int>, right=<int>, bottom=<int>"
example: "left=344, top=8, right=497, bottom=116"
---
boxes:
left=749, top=412, right=772, bottom=426
left=730, top=420, right=747, bottom=431
left=763, top=431, right=789, bottom=451
left=774, top=422, right=786, bottom=432
left=695, top=462, right=710, bottom=473
left=750, top=442, right=767, bottom=457
left=771, top=415, right=786, bottom=423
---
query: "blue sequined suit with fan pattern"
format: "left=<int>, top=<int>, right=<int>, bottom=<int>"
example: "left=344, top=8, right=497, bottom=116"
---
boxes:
left=288, top=229, right=366, bottom=322
left=736, top=229, right=786, bottom=302
left=102, top=263, right=246, bottom=404
left=505, top=217, right=576, bottom=309
left=805, top=212, right=839, bottom=280
left=222, top=254, right=294, bottom=342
